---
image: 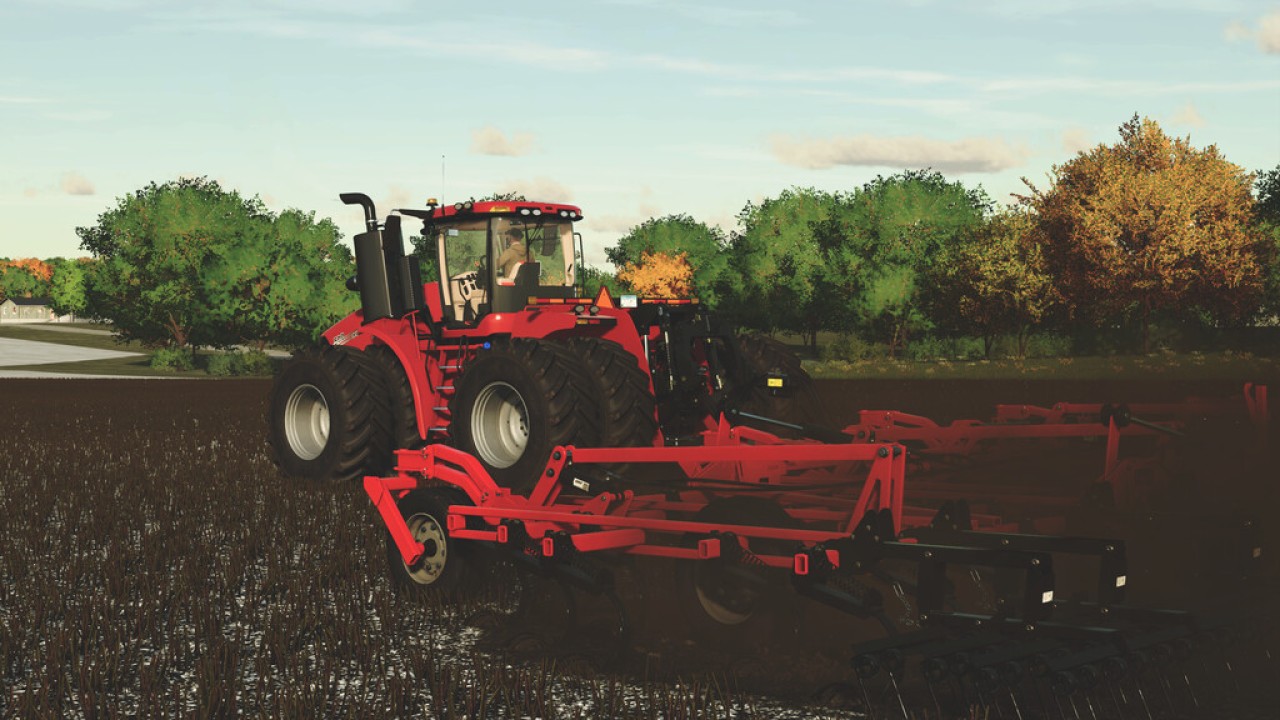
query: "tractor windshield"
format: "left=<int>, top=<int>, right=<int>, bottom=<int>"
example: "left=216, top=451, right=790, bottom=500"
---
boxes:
left=492, top=217, right=575, bottom=287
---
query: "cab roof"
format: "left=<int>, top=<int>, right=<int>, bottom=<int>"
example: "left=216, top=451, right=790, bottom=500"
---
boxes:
left=397, top=200, right=583, bottom=222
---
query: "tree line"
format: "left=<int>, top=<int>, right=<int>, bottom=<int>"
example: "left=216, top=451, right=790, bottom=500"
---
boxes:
left=606, top=117, right=1280, bottom=357
left=3, top=116, right=1276, bottom=358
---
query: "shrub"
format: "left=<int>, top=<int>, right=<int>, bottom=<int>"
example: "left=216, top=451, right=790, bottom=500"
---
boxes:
left=904, top=336, right=985, bottom=361
left=821, top=334, right=886, bottom=361
left=150, top=346, right=195, bottom=371
left=206, top=350, right=274, bottom=376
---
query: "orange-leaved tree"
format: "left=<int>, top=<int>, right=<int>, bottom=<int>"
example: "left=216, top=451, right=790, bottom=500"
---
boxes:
left=1022, top=115, right=1267, bottom=351
left=0, top=258, right=55, bottom=301
left=617, top=251, right=694, bottom=298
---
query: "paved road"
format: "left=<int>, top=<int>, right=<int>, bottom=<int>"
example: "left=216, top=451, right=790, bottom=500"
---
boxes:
left=0, top=336, right=148, bottom=379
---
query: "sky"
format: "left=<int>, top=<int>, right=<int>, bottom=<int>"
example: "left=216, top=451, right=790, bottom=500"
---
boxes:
left=2, top=0, right=1278, bottom=268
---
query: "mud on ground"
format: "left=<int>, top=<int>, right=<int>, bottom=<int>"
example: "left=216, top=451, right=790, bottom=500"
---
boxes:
left=0, top=377, right=1276, bottom=718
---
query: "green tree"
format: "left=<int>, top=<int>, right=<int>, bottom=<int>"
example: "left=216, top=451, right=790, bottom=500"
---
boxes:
left=202, top=209, right=357, bottom=348
left=724, top=188, right=841, bottom=352
left=78, top=177, right=353, bottom=350
left=579, top=264, right=622, bottom=298
left=1255, top=164, right=1280, bottom=320
left=923, top=209, right=1060, bottom=358
left=1023, top=115, right=1267, bottom=351
left=47, top=258, right=91, bottom=317
left=606, top=214, right=729, bottom=304
left=78, top=177, right=269, bottom=348
left=819, top=171, right=990, bottom=355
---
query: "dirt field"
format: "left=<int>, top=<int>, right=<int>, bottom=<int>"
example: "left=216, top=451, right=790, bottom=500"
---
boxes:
left=0, top=378, right=1275, bottom=718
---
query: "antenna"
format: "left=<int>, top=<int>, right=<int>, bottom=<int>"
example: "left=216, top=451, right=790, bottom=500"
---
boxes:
left=441, top=154, right=446, bottom=205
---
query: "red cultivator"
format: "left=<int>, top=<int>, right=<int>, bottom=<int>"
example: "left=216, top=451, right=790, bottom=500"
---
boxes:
left=268, top=192, right=1276, bottom=716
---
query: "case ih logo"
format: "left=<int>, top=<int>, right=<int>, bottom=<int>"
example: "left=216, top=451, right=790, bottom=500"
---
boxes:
left=331, top=331, right=360, bottom=346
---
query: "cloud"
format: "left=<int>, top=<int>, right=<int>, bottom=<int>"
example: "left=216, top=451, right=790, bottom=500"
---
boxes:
left=498, top=177, right=573, bottom=202
left=1261, top=9, right=1280, bottom=53
left=771, top=134, right=1028, bottom=174
left=0, top=95, right=46, bottom=104
left=1223, top=9, right=1280, bottom=53
left=470, top=126, right=535, bottom=157
left=60, top=172, right=95, bottom=196
left=1061, top=127, right=1093, bottom=154
left=1171, top=102, right=1206, bottom=128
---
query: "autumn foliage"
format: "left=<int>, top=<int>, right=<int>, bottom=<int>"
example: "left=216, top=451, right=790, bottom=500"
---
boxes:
left=1022, top=115, right=1267, bottom=349
left=617, top=251, right=694, bottom=298
left=4, top=258, right=54, bottom=282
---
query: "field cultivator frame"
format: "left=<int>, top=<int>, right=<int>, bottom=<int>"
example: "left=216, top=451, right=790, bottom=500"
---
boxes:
left=363, top=385, right=1272, bottom=715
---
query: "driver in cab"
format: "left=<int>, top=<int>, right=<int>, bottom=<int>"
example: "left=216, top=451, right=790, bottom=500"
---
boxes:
left=496, top=227, right=526, bottom=279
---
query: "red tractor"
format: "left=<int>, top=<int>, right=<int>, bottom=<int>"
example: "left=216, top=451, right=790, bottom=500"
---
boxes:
left=267, top=193, right=800, bottom=489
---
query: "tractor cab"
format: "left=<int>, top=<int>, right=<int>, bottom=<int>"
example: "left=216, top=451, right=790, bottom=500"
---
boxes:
left=418, top=200, right=582, bottom=324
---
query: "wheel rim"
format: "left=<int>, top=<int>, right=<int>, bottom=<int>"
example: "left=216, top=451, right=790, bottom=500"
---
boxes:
left=284, top=383, right=329, bottom=460
left=404, top=511, right=448, bottom=585
left=471, top=381, right=530, bottom=468
left=694, top=564, right=760, bottom=625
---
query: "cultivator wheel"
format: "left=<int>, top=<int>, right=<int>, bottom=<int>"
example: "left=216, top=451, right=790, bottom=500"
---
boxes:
left=266, top=345, right=392, bottom=484
left=450, top=339, right=599, bottom=492
left=677, top=496, right=799, bottom=648
left=386, top=488, right=472, bottom=594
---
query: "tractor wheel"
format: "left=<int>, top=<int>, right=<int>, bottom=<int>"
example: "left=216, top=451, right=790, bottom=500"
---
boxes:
left=569, top=337, right=659, bottom=447
left=366, top=344, right=424, bottom=456
left=735, top=333, right=817, bottom=425
left=677, top=495, right=799, bottom=649
left=450, top=339, right=600, bottom=492
left=386, top=488, right=472, bottom=594
left=266, top=345, right=392, bottom=484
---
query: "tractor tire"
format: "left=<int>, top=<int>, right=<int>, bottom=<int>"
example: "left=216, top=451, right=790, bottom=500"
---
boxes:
left=676, top=495, right=799, bottom=649
left=366, top=344, right=424, bottom=456
left=266, top=345, right=392, bottom=485
left=735, top=333, right=817, bottom=425
left=386, top=487, right=473, bottom=595
left=569, top=337, right=659, bottom=448
left=450, top=339, right=600, bottom=493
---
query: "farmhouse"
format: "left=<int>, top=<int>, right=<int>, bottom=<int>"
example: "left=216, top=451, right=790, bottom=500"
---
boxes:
left=0, top=297, right=74, bottom=323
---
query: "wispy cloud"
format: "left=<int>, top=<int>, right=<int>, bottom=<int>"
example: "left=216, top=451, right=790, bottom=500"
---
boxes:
left=1223, top=9, right=1280, bottom=53
left=471, top=127, right=536, bottom=157
left=498, top=177, right=573, bottom=202
left=60, top=172, right=96, bottom=196
left=0, top=95, right=47, bottom=104
left=1260, top=9, right=1280, bottom=53
left=635, top=54, right=952, bottom=85
left=605, top=0, right=804, bottom=27
left=772, top=133, right=1028, bottom=174
left=1061, top=127, right=1093, bottom=154
left=1171, top=102, right=1206, bottom=128
left=981, top=76, right=1280, bottom=95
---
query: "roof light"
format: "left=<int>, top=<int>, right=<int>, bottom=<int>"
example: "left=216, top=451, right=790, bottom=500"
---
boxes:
left=520, top=208, right=531, bottom=216
left=454, top=202, right=463, bottom=210
left=426, top=197, right=438, bottom=205
left=559, top=209, right=568, bottom=217
left=532, top=209, right=541, bottom=216
left=589, top=305, right=600, bottom=315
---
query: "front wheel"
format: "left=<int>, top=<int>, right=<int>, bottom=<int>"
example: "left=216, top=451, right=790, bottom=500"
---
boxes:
left=266, top=346, right=391, bottom=485
left=450, top=339, right=599, bottom=492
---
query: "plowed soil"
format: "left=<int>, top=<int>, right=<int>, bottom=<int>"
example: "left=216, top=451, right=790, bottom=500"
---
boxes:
left=1, top=377, right=1275, bottom=718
